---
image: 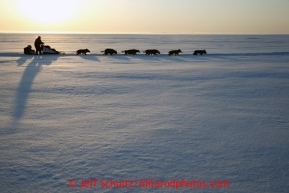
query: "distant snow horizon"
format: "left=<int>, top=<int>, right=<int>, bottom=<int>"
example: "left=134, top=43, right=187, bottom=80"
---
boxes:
left=1, top=31, right=289, bottom=35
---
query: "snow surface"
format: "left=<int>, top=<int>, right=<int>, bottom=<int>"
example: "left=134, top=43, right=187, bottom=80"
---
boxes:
left=0, top=34, right=289, bottom=193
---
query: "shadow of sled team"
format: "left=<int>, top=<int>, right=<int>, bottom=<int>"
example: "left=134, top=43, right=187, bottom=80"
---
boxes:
left=24, top=36, right=207, bottom=56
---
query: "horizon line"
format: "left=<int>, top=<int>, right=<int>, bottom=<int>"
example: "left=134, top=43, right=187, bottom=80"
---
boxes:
left=1, top=31, right=289, bottom=35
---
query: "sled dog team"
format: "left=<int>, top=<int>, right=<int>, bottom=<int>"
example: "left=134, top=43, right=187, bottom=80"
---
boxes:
left=24, top=36, right=207, bottom=56
left=76, top=48, right=207, bottom=56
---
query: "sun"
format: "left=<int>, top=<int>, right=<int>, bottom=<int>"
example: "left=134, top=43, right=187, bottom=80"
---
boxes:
left=16, top=0, right=80, bottom=24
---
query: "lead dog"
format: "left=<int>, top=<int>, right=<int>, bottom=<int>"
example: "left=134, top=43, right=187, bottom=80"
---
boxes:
left=193, top=50, right=207, bottom=55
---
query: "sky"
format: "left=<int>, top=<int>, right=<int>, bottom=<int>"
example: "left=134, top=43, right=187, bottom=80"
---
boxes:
left=0, top=0, right=289, bottom=34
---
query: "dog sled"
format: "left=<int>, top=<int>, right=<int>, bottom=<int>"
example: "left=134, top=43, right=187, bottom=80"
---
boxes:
left=23, top=45, right=64, bottom=55
left=42, top=45, right=64, bottom=54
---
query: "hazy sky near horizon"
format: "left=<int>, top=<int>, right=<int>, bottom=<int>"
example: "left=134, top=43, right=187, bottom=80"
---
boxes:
left=1, top=0, right=289, bottom=34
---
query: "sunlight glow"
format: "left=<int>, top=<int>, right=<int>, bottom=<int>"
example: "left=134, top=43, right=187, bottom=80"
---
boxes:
left=0, top=0, right=287, bottom=34
left=16, top=0, right=80, bottom=24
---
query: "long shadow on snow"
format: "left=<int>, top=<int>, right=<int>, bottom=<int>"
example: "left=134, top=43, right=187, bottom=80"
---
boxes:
left=13, top=55, right=59, bottom=121
left=135, top=54, right=162, bottom=61
left=106, top=55, right=131, bottom=61
left=161, top=55, right=186, bottom=62
left=79, top=55, right=100, bottom=62
left=16, top=55, right=34, bottom=66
